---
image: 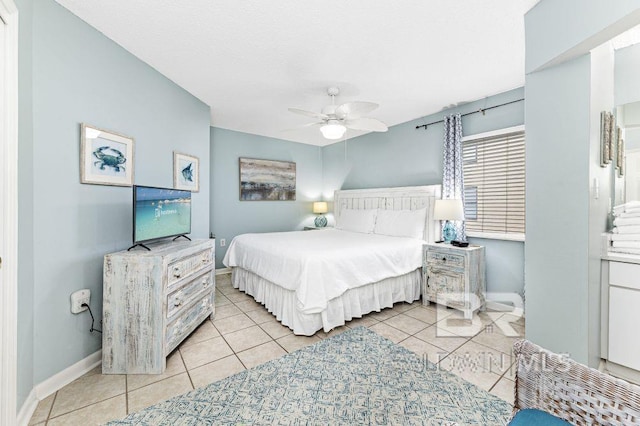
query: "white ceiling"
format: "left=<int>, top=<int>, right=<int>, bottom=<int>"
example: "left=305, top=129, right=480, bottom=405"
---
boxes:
left=55, top=0, right=539, bottom=146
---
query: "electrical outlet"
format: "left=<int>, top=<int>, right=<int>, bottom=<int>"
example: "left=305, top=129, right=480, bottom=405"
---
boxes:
left=71, top=289, right=90, bottom=314
left=220, top=238, right=226, bottom=247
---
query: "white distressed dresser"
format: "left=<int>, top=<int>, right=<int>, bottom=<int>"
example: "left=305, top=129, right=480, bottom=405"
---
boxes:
left=102, top=239, right=215, bottom=374
left=422, top=243, right=485, bottom=319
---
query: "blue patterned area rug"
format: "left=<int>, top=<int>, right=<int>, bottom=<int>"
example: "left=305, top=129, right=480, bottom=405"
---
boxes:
left=108, top=327, right=511, bottom=425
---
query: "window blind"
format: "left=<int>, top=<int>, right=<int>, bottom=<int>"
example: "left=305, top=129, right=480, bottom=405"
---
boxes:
left=462, top=130, right=525, bottom=236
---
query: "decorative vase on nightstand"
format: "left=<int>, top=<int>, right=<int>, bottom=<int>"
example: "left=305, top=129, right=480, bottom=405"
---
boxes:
left=442, top=220, right=457, bottom=242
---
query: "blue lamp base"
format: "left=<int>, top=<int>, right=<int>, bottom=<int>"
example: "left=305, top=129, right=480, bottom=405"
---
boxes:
left=442, top=220, right=457, bottom=242
left=314, top=215, right=327, bottom=228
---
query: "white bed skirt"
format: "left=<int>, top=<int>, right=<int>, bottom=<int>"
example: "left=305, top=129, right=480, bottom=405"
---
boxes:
left=231, top=267, right=421, bottom=335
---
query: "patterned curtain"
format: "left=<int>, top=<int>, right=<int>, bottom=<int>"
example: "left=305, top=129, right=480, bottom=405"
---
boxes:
left=442, top=113, right=466, bottom=240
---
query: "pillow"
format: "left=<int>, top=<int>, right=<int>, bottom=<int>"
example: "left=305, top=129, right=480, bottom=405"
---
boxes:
left=336, top=209, right=378, bottom=234
left=373, top=208, right=427, bottom=240
left=508, top=409, right=572, bottom=425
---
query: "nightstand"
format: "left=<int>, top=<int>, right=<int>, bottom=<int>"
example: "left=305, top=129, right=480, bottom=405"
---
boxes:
left=303, top=226, right=332, bottom=231
left=422, top=243, right=486, bottom=319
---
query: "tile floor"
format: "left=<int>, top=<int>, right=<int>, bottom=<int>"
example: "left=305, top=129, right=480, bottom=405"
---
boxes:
left=29, top=273, right=525, bottom=425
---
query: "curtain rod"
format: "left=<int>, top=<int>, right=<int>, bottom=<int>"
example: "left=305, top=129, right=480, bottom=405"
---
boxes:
left=415, top=98, right=524, bottom=130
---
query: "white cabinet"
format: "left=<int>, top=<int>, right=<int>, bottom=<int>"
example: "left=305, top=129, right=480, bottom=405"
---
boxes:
left=608, top=261, right=640, bottom=372
left=102, top=239, right=215, bottom=374
left=422, top=243, right=485, bottom=319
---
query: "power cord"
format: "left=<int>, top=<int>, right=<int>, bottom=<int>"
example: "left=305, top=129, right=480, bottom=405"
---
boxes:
left=81, top=303, right=102, bottom=334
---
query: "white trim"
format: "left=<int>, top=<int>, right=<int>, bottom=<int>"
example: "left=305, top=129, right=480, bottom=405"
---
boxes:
left=0, top=1, right=19, bottom=425
left=16, top=350, right=101, bottom=426
left=461, top=124, right=525, bottom=142
left=215, top=267, right=231, bottom=275
left=16, top=389, right=37, bottom=426
left=466, top=231, right=525, bottom=242
left=34, top=350, right=102, bottom=401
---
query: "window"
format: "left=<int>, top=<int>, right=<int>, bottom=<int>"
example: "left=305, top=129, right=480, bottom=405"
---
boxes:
left=462, top=126, right=525, bottom=240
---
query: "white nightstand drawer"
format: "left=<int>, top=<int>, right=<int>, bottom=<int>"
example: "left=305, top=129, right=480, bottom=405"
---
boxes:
left=426, top=250, right=465, bottom=269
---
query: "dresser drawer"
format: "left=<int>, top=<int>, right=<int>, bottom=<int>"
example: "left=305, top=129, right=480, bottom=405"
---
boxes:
left=165, top=293, right=213, bottom=353
left=167, top=249, right=213, bottom=288
left=167, top=271, right=213, bottom=319
left=426, top=250, right=465, bottom=269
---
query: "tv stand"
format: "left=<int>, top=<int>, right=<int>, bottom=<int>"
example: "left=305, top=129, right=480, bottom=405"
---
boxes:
left=127, top=243, right=151, bottom=251
left=173, top=234, right=191, bottom=242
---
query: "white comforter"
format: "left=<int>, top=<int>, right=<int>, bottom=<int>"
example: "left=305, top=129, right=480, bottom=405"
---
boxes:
left=222, top=229, right=424, bottom=314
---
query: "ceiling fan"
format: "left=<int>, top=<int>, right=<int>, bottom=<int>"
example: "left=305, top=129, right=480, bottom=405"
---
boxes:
left=288, top=87, right=388, bottom=140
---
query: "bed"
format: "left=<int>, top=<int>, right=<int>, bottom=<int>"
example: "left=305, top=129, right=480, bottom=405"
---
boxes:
left=222, top=185, right=442, bottom=335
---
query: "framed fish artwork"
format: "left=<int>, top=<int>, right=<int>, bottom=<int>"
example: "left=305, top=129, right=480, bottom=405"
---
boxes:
left=80, top=123, right=135, bottom=186
left=173, top=152, right=200, bottom=192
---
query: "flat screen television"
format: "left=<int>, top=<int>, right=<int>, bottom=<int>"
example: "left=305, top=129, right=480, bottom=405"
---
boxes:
left=132, top=185, right=192, bottom=249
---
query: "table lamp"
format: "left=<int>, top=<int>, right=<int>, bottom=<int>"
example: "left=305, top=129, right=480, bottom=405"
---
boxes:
left=433, top=199, right=465, bottom=242
left=313, top=201, right=328, bottom=227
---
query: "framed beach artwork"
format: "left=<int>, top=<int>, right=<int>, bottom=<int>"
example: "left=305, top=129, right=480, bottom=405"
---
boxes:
left=80, top=123, right=134, bottom=186
left=239, top=157, right=296, bottom=201
left=174, top=152, right=200, bottom=192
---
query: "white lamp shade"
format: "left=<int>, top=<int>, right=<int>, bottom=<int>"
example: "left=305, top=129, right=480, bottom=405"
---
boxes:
left=320, top=122, right=346, bottom=140
left=313, top=201, right=328, bottom=214
left=433, top=199, right=465, bottom=221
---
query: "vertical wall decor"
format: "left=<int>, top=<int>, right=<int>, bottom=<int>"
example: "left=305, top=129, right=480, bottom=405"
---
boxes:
left=617, top=132, right=625, bottom=177
left=174, top=152, right=200, bottom=192
left=442, top=113, right=466, bottom=241
left=600, top=111, right=615, bottom=167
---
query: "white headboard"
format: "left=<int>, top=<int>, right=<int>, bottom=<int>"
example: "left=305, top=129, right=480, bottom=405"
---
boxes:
left=333, top=185, right=442, bottom=243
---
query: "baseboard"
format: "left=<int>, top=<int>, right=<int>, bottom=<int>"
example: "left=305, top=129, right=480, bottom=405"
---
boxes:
left=215, top=267, right=231, bottom=275
left=485, top=300, right=518, bottom=312
left=16, top=388, right=38, bottom=426
left=15, top=349, right=103, bottom=426
left=35, top=349, right=102, bottom=400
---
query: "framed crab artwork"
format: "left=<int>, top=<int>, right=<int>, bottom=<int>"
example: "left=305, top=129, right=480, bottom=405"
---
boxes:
left=80, top=123, right=135, bottom=186
left=173, top=151, right=199, bottom=192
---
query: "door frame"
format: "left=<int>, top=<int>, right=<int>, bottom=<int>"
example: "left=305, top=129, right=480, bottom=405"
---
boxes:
left=0, top=0, right=19, bottom=423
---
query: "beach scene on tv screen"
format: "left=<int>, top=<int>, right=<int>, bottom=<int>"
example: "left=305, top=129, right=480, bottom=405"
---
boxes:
left=135, top=188, right=191, bottom=242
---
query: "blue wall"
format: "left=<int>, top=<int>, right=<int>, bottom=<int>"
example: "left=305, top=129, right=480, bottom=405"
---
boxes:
left=523, top=0, right=635, bottom=366
left=16, top=0, right=35, bottom=411
left=17, top=0, right=211, bottom=405
left=525, top=55, right=592, bottom=363
left=210, top=128, right=323, bottom=267
left=322, top=87, right=525, bottom=296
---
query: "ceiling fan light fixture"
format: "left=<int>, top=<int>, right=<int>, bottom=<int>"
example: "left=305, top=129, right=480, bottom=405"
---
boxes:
left=320, top=121, right=346, bottom=140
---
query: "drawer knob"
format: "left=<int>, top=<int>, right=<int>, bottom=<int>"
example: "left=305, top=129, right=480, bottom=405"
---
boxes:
left=202, top=277, right=210, bottom=287
left=173, top=291, right=183, bottom=307
left=173, top=266, right=182, bottom=278
left=442, top=257, right=446, bottom=262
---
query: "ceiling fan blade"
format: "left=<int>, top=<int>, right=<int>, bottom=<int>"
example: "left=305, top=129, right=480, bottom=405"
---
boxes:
left=345, top=117, right=388, bottom=132
left=281, top=122, right=323, bottom=133
left=288, top=107, right=328, bottom=120
left=335, top=102, right=379, bottom=119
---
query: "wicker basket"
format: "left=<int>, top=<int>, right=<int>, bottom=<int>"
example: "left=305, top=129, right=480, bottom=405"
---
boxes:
left=513, top=339, right=640, bottom=425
